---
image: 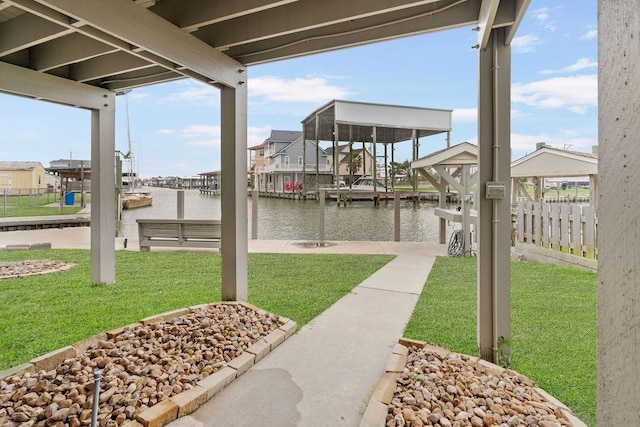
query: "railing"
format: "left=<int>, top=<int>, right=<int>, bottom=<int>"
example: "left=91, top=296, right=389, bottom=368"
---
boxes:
left=258, top=164, right=330, bottom=173
left=515, top=201, right=597, bottom=259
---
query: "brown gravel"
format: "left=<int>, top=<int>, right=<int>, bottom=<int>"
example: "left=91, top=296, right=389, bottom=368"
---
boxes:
left=0, top=260, right=75, bottom=279
left=387, top=346, right=572, bottom=427
left=0, top=304, right=284, bottom=426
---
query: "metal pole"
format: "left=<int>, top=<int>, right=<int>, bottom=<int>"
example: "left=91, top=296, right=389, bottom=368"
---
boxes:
left=319, top=189, right=325, bottom=245
left=302, top=124, right=306, bottom=199
left=177, top=190, right=184, bottom=219
left=315, top=114, right=320, bottom=197
left=251, top=187, right=258, bottom=239
left=91, top=370, right=102, bottom=427
left=394, top=191, right=401, bottom=241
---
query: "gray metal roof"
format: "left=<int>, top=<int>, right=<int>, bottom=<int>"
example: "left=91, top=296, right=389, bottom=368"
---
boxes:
left=266, top=130, right=303, bottom=144
left=0, top=161, right=43, bottom=170
left=302, top=99, right=453, bottom=144
left=0, top=0, right=530, bottom=94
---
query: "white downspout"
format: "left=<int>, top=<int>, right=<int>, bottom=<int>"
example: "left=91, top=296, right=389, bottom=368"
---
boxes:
left=491, top=33, right=501, bottom=363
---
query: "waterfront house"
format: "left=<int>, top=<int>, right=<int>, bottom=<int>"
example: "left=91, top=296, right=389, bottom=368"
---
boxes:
left=254, top=130, right=331, bottom=193
left=325, top=144, right=377, bottom=185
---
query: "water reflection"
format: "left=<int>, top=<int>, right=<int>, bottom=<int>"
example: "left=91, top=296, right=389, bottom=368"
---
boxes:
left=118, top=187, right=455, bottom=242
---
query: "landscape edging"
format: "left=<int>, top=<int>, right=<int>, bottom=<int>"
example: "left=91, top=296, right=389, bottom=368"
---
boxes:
left=360, top=338, right=587, bottom=427
left=0, top=301, right=297, bottom=427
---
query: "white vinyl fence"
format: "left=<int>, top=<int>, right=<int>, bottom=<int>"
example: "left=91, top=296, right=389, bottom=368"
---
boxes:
left=515, top=201, right=597, bottom=260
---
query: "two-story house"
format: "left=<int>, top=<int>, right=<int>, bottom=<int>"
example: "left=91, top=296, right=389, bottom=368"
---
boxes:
left=253, top=130, right=332, bottom=192
left=325, top=144, right=377, bottom=185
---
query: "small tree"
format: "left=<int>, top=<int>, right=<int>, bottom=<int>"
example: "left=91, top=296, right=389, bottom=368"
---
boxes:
left=390, top=160, right=415, bottom=188
left=347, top=152, right=362, bottom=183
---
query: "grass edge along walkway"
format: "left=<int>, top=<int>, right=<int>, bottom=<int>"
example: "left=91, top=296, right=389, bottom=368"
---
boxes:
left=0, top=249, right=394, bottom=372
left=404, top=256, right=596, bottom=427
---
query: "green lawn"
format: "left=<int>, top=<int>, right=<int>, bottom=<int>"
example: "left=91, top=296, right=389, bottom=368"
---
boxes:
left=1, top=192, right=86, bottom=217
left=0, top=249, right=393, bottom=371
left=404, top=257, right=596, bottom=426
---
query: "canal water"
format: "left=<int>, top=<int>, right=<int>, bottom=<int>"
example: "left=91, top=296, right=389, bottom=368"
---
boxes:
left=118, top=187, right=456, bottom=242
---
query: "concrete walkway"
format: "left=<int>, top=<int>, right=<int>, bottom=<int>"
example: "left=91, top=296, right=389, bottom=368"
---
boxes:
left=0, top=226, right=447, bottom=426
left=171, top=240, right=447, bottom=427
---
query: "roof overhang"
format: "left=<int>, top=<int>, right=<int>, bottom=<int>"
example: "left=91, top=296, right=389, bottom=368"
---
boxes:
left=412, top=141, right=478, bottom=168
left=511, top=147, right=598, bottom=178
left=302, top=99, right=452, bottom=144
left=1, top=0, right=531, bottom=95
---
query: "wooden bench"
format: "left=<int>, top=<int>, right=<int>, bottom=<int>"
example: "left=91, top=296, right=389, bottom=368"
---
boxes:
left=136, top=219, right=221, bottom=251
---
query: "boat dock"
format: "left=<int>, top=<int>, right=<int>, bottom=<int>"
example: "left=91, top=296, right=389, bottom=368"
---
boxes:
left=249, top=189, right=461, bottom=204
left=0, top=215, right=90, bottom=232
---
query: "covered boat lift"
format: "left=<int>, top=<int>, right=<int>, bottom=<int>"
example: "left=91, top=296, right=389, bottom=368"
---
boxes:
left=301, top=100, right=452, bottom=196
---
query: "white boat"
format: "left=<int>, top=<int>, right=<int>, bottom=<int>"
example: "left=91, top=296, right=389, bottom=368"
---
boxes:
left=349, top=176, right=387, bottom=192
left=120, top=95, right=153, bottom=209
left=122, top=192, right=152, bottom=209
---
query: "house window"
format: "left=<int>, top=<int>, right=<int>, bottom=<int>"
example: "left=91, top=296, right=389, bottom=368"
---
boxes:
left=284, top=156, right=290, bottom=166
left=298, top=156, right=303, bottom=166
left=259, top=150, right=264, bottom=157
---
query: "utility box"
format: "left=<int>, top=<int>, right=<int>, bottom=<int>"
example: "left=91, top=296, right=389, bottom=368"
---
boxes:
left=485, top=182, right=506, bottom=199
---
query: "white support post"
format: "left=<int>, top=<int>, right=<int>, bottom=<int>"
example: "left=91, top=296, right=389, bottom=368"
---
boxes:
left=598, top=2, right=640, bottom=423
left=220, top=83, right=248, bottom=302
left=91, top=102, right=116, bottom=284
left=0, top=61, right=118, bottom=285
left=477, top=28, right=511, bottom=364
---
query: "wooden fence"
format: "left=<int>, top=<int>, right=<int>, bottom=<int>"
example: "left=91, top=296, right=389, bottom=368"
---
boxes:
left=515, top=201, right=597, bottom=259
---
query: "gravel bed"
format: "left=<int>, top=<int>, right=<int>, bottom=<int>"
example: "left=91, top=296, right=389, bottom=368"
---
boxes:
left=0, top=304, right=284, bottom=426
left=387, top=346, right=572, bottom=427
left=0, top=260, right=75, bottom=279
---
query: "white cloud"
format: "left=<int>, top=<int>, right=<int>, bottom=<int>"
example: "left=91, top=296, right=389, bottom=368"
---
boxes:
left=511, top=35, right=541, bottom=53
left=541, top=58, right=598, bottom=74
left=452, top=108, right=477, bottom=122
left=581, top=29, right=597, bottom=40
left=531, top=7, right=550, bottom=22
left=512, top=74, right=597, bottom=113
left=169, top=83, right=219, bottom=104
left=181, top=125, right=221, bottom=147
left=249, top=75, right=352, bottom=103
left=180, top=124, right=270, bottom=148
left=182, top=125, right=220, bottom=138
left=511, top=132, right=597, bottom=159
left=530, top=7, right=557, bottom=31
left=247, top=126, right=272, bottom=147
left=129, top=92, right=150, bottom=100
left=186, top=139, right=218, bottom=147
left=157, top=129, right=174, bottom=135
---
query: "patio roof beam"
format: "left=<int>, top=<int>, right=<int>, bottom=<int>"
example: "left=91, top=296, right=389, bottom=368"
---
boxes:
left=194, top=0, right=445, bottom=49
left=30, top=33, right=118, bottom=72
left=476, top=0, right=499, bottom=49
left=22, top=0, right=246, bottom=88
left=0, top=11, right=72, bottom=56
left=149, top=0, right=299, bottom=33
left=229, top=0, right=516, bottom=65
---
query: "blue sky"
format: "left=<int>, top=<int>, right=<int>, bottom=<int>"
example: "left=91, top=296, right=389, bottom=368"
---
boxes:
left=0, top=0, right=597, bottom=178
